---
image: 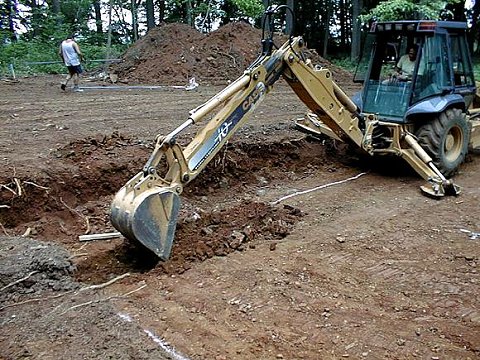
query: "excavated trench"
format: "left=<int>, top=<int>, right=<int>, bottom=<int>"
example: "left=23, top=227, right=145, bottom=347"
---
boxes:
left=0, top=132, right=369, bottom=283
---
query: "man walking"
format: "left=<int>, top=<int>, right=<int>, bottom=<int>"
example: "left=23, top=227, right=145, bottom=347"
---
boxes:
left=59, top=34, right=84, bottom=92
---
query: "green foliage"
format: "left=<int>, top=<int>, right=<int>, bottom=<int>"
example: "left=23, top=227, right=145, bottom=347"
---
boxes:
left=81, top=43, right=128, bottom=65
left=25, top=11, right=71, bottom=43
left=0, top=39, right=61, bottom=75
left=361, top=0, right=455, bottom=22
left=473, top=58, right=480, bottom=81
left=329, top=57, right=358, bottom=73
left=230, top=0, right=264, bottom=19
left=0, top=39, right=127, bottom=76
left=60, top=0, right=92, bottom=28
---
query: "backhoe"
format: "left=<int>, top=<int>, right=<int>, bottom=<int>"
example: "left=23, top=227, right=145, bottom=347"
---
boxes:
left=110, top=5, right=480, bottom=260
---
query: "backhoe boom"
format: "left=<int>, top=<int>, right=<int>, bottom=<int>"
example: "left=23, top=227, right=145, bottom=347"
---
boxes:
left=111, top=35, right=465, bottom=260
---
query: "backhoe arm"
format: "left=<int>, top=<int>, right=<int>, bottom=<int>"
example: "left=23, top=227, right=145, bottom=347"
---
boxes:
left=110, top=32, right=460, bottom=260
left=110, top=36, right=373, bottom=259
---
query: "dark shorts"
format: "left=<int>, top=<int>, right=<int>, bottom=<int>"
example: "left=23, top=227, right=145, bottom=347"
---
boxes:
left=67, top=65, right=83, bottom=75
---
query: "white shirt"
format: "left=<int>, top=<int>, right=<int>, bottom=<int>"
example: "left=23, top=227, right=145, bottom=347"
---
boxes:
left=396, top=55, right=415, bottom=76
left=61, top=40, right=81, bottom=66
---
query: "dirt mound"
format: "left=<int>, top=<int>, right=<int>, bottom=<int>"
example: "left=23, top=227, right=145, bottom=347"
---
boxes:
left=0, top=236, right=173, bottom=359
left=111, top=22, right=263, bottom=85
left=110, top=22, right=354, bottom=86
left=0, top=236, right=77, bottom=302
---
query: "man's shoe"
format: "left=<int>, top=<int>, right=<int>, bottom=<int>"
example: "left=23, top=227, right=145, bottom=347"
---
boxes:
left=73, top=87, right=84, bottom=92
left=61, top=84, right=66, bottom=91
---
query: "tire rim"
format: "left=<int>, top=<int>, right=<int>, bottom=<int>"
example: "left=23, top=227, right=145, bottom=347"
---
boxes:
left=444, top=125, right=463, bottom=162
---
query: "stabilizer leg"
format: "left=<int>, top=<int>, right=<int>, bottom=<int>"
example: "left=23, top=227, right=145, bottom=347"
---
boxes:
left=401, top=134, right=460, bottom=197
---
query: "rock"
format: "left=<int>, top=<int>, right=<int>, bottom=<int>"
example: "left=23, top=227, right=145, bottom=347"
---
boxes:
left=201, top=227, right=214, bottom=236
left=229, top=230, right=245, bottom=249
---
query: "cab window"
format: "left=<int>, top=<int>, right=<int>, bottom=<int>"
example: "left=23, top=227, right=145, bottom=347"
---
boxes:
left=449, top=34, right=475, bottom=87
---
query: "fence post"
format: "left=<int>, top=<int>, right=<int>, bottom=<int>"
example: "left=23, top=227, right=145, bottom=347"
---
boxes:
left=9, top=63, right=16, bottom=79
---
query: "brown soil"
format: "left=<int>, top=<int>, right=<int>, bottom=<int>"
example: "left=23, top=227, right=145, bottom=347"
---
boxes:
left=1, top=22, right=479, bottom=360
left=110, top=22, right=353, bottom=86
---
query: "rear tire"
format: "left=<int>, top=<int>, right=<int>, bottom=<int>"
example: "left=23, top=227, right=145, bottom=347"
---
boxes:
left=416, top=108, right=469, bottom=177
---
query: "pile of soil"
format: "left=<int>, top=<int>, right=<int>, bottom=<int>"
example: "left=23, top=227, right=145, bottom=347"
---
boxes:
left=110, top=22, right=353, bottom=86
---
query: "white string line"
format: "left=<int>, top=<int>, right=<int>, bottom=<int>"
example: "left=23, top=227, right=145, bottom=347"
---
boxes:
left=270, top=172, right=368, bottom=205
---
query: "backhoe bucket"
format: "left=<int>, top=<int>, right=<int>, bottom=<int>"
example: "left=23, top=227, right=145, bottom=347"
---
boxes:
left=110, top=186, right=181, bottom=260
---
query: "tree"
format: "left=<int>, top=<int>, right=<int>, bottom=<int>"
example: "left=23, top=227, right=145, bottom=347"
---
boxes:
left=92, top=0, right=103, bottom=41
left=351, top=0, right=362, bottom=61
left=131, top=0, right=138, bottom=40
left=146, top=0, right=155, bottom=30
left=232, top=0, right=264, bottom=18
left=285, top=0, right=294, bottom=35
left=158, top=0, right=165, bottom=23
left=362, top=0, right=457, bottom=21
left=321, top=0, right=332, bottom=57
left=1, top=0, right=18, bottom=41
left=469, top=0, right=479, bottom=55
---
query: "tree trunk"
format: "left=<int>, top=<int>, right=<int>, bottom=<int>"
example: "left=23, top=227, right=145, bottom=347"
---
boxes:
left=93, top=0, right=103, bottom=34
left=131, top=0, right=138, bottom=41
left=339, top=0, right=347, bottom=51
left=158, top=0, right=165, bottom=23
left=52, top=0, right=61, bottom=26
left=146, top=0, right=155, bottom=30
left=185, top=0, right=192, bottom=26
left=285, top=0, right=294, bottom=35
left=350, top=0, right=362, bottom=61
left=113, top=4, right=131, bottom=43
left=322, top=0, right=330, bottom=57
left=104, top=0, right=113, bottom=73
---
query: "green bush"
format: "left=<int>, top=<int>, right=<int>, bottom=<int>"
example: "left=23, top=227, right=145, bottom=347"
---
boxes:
left=329, top=57, right=358, bottom=73
left=0, top=39, right=127, bottom=77
left=473, top=58, right=480, bottom=82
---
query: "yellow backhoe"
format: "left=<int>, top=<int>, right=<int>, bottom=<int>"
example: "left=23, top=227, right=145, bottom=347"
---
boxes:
left=111, top=6, right=480, bottom=259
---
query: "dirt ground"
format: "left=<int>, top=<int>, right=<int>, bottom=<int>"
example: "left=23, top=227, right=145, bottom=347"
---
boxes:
left=1, top=23, right=480, bottom=360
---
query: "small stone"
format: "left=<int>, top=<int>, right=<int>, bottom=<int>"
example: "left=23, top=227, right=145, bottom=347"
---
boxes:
left=256, top=189, right=267, bottom=196
left=396, top=339, right=406, bottom=346
left=201, top=227, right=213, bottom=236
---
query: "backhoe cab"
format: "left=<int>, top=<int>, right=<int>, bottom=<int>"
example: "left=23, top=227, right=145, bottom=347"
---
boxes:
left=111, top=7, right=480, bottom=260
left=362, top=21, right=480, bottom=169
left=300, top=20, right=479, bottom=176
